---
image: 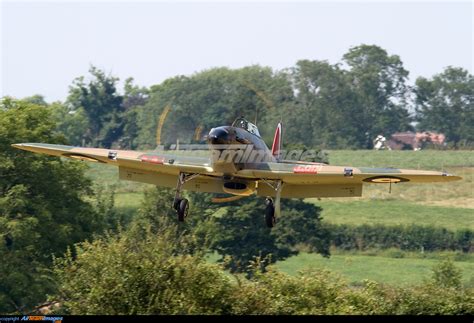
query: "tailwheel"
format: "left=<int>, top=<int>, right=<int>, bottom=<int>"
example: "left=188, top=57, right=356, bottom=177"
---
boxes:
left=264, top=198, right=276, bottom=228
left=177, top=198, right=189, bottom=222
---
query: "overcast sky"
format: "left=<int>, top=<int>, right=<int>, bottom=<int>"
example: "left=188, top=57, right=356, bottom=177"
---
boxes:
left=1, top=0, right=472, bottom=102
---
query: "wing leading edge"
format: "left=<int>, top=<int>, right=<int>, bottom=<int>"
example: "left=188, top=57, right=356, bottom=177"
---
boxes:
left=11, top=143, right=214, bottom=176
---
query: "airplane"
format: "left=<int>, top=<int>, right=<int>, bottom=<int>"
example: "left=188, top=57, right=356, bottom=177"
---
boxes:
left=12, top=117, right=462, bottom=228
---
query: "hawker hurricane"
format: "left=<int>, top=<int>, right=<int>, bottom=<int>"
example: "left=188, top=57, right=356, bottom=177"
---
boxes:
left=13, top=117, right=461, bottom=228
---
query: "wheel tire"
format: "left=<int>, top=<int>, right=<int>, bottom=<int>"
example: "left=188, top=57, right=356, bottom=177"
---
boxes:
left=264, top=199, right=275, bottom=228
left=177, top=198, right=189, bottom=222
left=173, top=198, right=182, bottom=211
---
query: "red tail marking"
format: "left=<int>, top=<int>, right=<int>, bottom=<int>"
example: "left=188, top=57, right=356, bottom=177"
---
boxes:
left=271, top=122, right=282, bottom=160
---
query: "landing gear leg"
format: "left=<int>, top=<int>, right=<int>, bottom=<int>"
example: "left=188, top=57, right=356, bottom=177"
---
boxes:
left=173, top=172, right=198, bottom=222
left=263, top=180, right=283, bottom=228
left=265, top=198, right=275, bottom=228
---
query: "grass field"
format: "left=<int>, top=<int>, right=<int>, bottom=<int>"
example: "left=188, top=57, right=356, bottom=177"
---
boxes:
left=273, top=252, right=474, bottom=286
left=325, top=149, right=473, bottom=170
left=323, top=150, right=473, bottom=204
left=86, top=163, right=147, bottom=193
left=311, top=200, right=473, bottom=230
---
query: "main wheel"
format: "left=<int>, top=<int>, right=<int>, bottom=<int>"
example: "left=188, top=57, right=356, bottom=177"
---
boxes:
left=173, top=197, right=182, bottom=211
left=264, top=198, right=276, bottom=228
left=177, top=198, right=189, bottom=222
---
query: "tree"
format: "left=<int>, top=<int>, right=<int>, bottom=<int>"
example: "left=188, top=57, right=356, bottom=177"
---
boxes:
left=49, top=103, right=89, bottom=146
left=0, top=98, right=104, bottom=313
left=67, top=66, right=124, bottom=148
left=120, top=78, right=149, bottom=149
left=288, top=60, right=362, bottom=148
left=287, top=46, right=413, bottom=149
left=342, top=44, right=413, bottom=147
left=122, top=77, right=149, bottom=109
left=272, top=199, right=330, bottom=256
left=208, top=197, right=296, bottom=274
left=415, top=66, right=474, bottom=146
left=430, top=259, right=462, bottom=289
left=206, top=196, right=330, bottom=274
left=134, top=66, right=294, bottom=149
left=22, top=95, right=47, bottom=106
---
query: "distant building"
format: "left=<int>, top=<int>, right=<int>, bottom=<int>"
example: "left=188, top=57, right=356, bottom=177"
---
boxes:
left=374, top=131, right=446, bottom=150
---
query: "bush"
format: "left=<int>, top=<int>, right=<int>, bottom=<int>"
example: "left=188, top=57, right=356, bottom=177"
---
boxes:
left=53, top=225, right=234, bottom=314
left=52, top=225, right=474, bottom=315
left=327, top=224, right=472, bottom=252
left=431, top=259, right=462, bottom=288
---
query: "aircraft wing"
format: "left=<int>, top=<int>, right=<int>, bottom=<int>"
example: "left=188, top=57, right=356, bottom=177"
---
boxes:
left=11, top=143, right=214, bottom=176
left=236, top=162, right=461, bottom=184
left=235, top=162, right=462, bottom=198
left=12, top=143, right=462, bottom=199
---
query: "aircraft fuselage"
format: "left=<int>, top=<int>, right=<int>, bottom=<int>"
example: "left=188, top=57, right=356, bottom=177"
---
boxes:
left=207, top=125, right=274, bottom=174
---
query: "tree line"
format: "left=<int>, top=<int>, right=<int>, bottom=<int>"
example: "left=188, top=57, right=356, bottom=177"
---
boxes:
left=23, top=44, right=473, bottom=150
left=328, top=223, right=472, bottom=252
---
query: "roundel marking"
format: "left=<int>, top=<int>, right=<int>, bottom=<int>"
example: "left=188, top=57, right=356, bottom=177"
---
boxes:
left=363, top=176, right=409, bottom=183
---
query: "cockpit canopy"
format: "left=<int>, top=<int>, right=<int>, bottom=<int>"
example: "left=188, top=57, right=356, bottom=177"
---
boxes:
left=232, top=117, right=261, bottom=137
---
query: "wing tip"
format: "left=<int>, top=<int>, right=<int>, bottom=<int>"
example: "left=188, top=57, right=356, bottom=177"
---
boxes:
left=443, top=174, right=462, bottom=181
left=441, top=172, right=462, bottom=182
left=11, top=143, right=28, bottom=150
left=11, top=143, right=44, bottom=150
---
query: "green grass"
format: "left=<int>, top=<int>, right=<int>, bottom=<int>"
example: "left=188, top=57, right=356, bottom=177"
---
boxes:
left=324, top=149, right=473, bottom=204
left=114, top=192, right=144, bottom=214
left=274, top=252, right=474, bottom=286
left=86, top=163, right=148, bottom=193
left=326, top=149, right=474, bottom=169
left=84, top=163, right=149, bottom=217
left=309, top=200, right=473, bottom=230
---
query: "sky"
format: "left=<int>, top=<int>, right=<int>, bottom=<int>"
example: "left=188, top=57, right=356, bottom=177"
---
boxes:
left=1, top=0, right=473, bottom=102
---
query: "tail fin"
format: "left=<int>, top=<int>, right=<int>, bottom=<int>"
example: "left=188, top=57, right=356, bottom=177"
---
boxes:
left=271, top=122, right=282, bottom=160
